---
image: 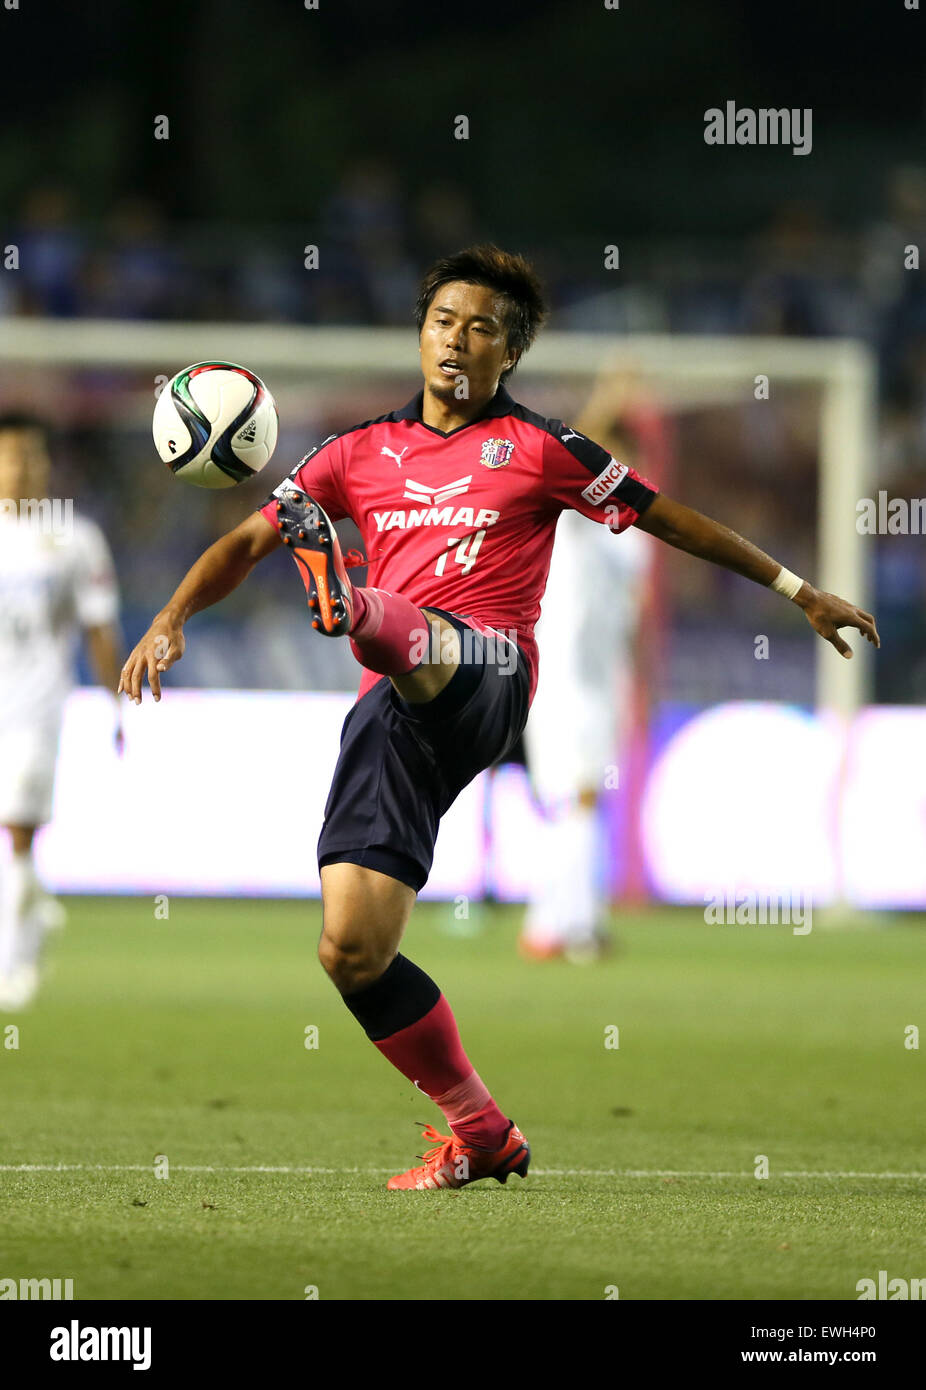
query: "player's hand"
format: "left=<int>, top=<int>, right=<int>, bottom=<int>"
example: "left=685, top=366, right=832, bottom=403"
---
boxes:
left=796, top=586, right=880, bottom=659
left=118, top=618, right=186, bottom=703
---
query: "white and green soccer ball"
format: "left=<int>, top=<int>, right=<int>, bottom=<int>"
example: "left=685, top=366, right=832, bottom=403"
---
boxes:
left=153, top=361, right=279, bottom=488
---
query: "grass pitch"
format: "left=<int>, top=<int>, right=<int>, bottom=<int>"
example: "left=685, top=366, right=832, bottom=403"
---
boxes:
left=1, top=897, right=924, bottom=1301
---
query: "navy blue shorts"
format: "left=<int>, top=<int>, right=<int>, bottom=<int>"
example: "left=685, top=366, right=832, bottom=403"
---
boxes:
left=317, top=609, right=530, bottom=892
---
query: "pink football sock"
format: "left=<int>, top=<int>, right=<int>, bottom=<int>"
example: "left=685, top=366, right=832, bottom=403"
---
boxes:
left=348, top=587, right=428, bottom=676
left=374, top=995, right=510, bottom=1150
left=429, top=1072, right=511, bottom=1150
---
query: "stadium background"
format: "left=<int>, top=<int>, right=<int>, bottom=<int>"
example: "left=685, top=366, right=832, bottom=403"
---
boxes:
left=2, top=0, right=926, bottom=1311
left=3, top=1, right=925, bottom=905
left=1, top=0, right=923, bottom=700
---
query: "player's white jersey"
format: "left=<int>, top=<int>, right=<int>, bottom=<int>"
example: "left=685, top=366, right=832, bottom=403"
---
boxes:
left=0, top=508, right=119, bottom=728
left=527, top=509, right=649, bottom=805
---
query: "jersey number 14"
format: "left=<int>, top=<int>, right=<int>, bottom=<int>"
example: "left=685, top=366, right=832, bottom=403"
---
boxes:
left=434, top=529, right=486, bottom=577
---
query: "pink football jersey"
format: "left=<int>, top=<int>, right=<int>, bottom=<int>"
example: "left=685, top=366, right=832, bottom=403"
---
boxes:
left=259, top=384, right=658, bottom=700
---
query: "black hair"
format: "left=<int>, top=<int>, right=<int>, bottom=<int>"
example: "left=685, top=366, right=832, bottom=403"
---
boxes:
left=0, top=410, right=49, bottom=438
left=415, top=244, right=547, bottom=382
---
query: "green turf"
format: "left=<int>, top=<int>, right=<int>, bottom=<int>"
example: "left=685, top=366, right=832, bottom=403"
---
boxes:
left=1, top=897, right=924, bottom=1300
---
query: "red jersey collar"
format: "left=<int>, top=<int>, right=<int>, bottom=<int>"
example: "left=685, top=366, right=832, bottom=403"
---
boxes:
left=394, top=383, right=516, bottom=435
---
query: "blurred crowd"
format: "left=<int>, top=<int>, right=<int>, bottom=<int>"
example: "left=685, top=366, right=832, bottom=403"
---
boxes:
left=3, top=160, right=926, bottom=704
left=4, top=162, right=926, bottom=381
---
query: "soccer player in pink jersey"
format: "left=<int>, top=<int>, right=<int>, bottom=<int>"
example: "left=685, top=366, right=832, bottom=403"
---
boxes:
left=120, top=246, right=879, bottom=1190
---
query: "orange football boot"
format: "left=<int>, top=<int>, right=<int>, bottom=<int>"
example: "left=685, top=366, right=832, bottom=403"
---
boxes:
left=387, top=1120, right=531, bottom=1190
left=275, top=484, right=353, bottom=636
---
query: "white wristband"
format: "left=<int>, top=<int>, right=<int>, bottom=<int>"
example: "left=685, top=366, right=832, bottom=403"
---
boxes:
left=770, top=566, right=804, bottom=600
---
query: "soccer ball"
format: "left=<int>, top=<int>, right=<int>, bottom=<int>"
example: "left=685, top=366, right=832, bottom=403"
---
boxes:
left=153, top=361, right=279, bottom=488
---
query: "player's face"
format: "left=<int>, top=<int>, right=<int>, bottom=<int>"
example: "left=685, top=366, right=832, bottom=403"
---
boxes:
left=0, top=428, right=51, bottom=501
left=419, top=282, right=518, bottom=407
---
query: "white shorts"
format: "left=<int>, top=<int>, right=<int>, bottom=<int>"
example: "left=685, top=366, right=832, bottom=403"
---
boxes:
left=0, top=720, right=62, bottom=825
left=525, top=660, right=633, bottom=807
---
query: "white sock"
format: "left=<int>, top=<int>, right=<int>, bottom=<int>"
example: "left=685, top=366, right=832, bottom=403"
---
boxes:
left=524, top=802, right=603, bottom=946
left=0, top=850, right=43, bottom=973
left=0, top=859, right=9, bottom=977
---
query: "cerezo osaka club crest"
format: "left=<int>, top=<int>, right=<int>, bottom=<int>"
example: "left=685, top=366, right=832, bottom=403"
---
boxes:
left=480, top=438, right=515, bottom=469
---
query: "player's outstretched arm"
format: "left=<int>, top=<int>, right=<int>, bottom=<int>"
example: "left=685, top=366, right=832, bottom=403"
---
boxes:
left=118, top=512, right=281, bottom=703
left=634, top=493, right=880, bottom=659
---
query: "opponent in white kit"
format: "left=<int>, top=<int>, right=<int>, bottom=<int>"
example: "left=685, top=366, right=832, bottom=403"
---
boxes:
left=0, top=413, right=122, bottom=1009
left=521, top=505, right=649, bottom=960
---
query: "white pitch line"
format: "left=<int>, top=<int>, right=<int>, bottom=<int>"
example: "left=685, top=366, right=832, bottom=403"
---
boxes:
left=2, top=1164, right=926, bottom=1179
left=565, top=1170, right=926, bottom=1180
